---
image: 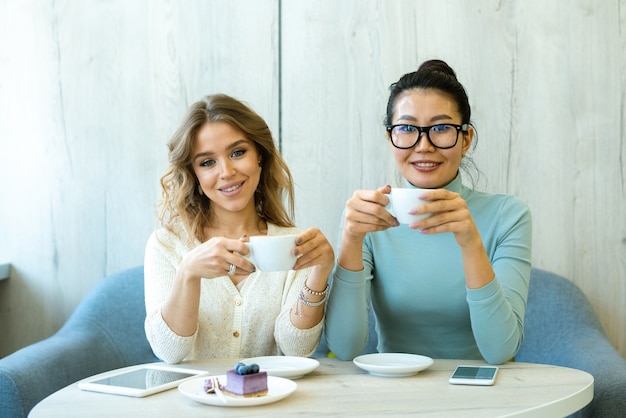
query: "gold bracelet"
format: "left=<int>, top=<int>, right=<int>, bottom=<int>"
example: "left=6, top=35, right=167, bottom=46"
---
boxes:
left=303, top=281, right=328, bottom=296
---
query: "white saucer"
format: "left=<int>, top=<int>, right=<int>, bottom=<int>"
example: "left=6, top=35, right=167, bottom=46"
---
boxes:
left=353, top=353, right=433, bottom=377
left=178, top=375, right=297, bottom=407
left=240, top=356, right=320, bottom=379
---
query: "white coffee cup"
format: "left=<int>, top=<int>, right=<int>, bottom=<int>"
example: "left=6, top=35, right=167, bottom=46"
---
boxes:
left=246, top=235, right=298, bottom=272
left=387, top=187, right=431, bottom=224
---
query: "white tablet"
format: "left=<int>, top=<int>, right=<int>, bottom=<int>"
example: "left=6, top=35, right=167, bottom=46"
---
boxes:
left=78, top=363, right=210, bottom=397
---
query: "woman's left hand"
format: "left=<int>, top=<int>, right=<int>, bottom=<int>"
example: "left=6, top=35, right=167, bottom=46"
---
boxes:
left=411, top=189, right=481, bottom=248
left=291, top=228, right=335, bottom=273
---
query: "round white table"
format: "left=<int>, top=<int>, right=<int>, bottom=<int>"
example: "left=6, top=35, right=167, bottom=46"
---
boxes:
left=29, top=357, right=593, bottom=417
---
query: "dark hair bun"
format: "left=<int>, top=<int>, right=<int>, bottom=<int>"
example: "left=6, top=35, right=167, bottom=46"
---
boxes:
left=417, top=59, right=457, bottom=79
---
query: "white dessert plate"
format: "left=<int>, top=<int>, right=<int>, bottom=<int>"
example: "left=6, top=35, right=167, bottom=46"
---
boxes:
left=178, top=375, right=297, bottom=407
left=240, top=356, right=320, bottom=379
left=353, top=353, right=434, bottom=377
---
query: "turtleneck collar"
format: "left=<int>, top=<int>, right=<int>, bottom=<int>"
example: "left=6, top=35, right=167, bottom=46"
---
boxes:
left=403, top=171, right=466, bottom=195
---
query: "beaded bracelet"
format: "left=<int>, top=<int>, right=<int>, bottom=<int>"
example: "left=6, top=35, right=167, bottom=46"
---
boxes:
left=299, top=289, right=327, bottom=307
left=295, top=288, right=327, bottom=317
left=303, top=281, right=329, bottom=297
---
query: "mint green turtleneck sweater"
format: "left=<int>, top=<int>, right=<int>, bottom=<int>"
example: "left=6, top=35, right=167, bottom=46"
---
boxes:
left=325, top=174, right=532, bottom=364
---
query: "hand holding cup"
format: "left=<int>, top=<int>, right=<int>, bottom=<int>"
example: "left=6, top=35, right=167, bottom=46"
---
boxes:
left=387, top=187, right=432, bottom=225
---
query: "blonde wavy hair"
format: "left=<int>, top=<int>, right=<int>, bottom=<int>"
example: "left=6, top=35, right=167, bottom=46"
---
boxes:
left=158, top=94, right=295, bottom=242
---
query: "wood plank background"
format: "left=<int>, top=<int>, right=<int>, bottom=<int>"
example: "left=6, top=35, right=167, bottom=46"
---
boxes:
left=1, top=0, right=624, bottom=359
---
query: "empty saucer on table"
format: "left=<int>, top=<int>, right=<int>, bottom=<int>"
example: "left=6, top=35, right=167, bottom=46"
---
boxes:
left=240, top=356, right=320, bottom=379
left=178, top=375, right=297, bottom=407
left=353, top=353, right=433, bottom=377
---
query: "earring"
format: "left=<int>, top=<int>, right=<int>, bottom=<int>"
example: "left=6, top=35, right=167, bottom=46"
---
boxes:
left=198, top=184, right=204, bottom=196
left=258, top=160, right=262, bottom=166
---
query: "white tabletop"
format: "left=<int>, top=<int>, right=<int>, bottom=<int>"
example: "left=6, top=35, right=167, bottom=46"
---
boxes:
left=29, top=357, right=593, bottom=418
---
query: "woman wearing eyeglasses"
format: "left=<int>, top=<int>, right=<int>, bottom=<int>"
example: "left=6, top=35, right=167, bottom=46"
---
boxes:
left=324, top=60, right=532, bottom=364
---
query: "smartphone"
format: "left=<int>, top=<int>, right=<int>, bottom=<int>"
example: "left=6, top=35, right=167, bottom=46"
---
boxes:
left=448, top=365, right=498, bottom=386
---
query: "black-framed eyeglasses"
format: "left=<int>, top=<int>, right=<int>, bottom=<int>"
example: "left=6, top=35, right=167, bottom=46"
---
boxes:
left=386, top=123, right=469, bottom=149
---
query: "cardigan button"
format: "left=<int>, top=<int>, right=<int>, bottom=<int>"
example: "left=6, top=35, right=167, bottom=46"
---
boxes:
left=233, top=331, right=240, bottom=338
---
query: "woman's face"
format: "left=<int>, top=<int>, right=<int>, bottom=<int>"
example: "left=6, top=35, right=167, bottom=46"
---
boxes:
left=389, top=88, right=473, bottom=189
left=192, top=121, right=261, bottom=218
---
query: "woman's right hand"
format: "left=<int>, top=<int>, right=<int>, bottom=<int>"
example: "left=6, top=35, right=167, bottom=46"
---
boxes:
left=338, top=185, right=398, bottom=272
left=342, top=185, right=399, bottom=243
left=179, top=236, right=255, bottom=281
left=161, top=236, right=254, bottom=337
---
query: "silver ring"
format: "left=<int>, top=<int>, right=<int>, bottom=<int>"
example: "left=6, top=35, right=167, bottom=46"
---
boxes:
left=228, top=264, right=236, bottom=276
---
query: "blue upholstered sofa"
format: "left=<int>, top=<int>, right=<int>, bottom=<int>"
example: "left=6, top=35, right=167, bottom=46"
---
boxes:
left=1, top=267, right=624, bottom=417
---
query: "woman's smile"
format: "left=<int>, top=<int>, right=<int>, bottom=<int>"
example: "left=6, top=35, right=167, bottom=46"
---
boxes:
left=219, top=181, right=245, bottom=195
left=411, top=159, right=441, bottom=172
